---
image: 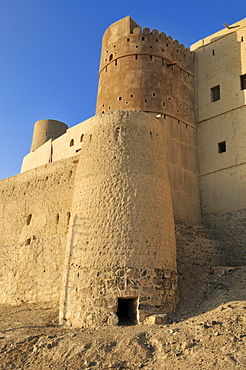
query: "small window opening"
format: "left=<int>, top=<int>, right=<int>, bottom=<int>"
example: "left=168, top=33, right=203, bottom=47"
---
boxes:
left=144, top=99, right=148, bottom=103
left=109, top=54, right=113, bottom=61
left=142, top=36, right=145, bottom=41
left=118, top=97, right=122, bottom=100
left=26, top=214, right=32, bottom=225
left=67, top=212, right=71, bottom=225
left=80, top=134, right=84, bottom=142
left=150, top=46, right=152, bottom=48
left=241, top=37, right=244, bottom=42
left=105, top=66, right=107, bottom=72
left=89, top=134, right=92, bottom=142
left=152, top=92, right=156, bottom=96
left=240, top=74, right=246, bottom=90
left=125, top=101, right=128, bottom=104
left=130, top=94, right=134, bottom=98
left=25, top=238, right=31, bottom=246
left=150, top=56, right=152, bottom=61
left=70, top=139, right=74, bottom=147
left=218, top=141, right=226, bottom=153
left=116, top=298, right=138, bottom=325
left=56, top=213, right=60, bottom=224
left=163, top=102, right=166, bottom=106
left=156, top=39, right=158, bottom=42
left=211, top=85, right=220, bottom=102
left=135, top=55, right=138, bottom=60
left=150, top=131, right=152, bottom=138
left=136, top=45, right=138, bottom=48
left=115, top=59, right=117, bottom=66
left=127, top=38, right=130, bottom=42
left=212, top=49, right=215, bottom=55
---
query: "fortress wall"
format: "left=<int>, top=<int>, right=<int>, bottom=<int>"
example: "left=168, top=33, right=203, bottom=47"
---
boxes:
left=0, top=157, right=78, bottom=305
left=161, top=115, right=201, bottom=224
left=59, top=111, right=178, bottom=327
left=191, top=18, right=246, bottom=123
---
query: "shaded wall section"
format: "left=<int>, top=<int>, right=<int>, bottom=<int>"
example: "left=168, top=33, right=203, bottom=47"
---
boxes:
left=0, top=157, right=77, bottom=304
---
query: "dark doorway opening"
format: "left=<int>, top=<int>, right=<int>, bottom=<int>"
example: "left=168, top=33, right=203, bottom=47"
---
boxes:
left=116, top=298, right=138, bottom=325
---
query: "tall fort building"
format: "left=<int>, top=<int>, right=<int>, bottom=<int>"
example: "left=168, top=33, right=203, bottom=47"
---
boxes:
left=0, top=17, right=245, bottom=327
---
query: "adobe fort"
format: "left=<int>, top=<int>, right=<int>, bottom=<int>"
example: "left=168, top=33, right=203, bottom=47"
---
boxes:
left=0, top=17, right=245, bottom=327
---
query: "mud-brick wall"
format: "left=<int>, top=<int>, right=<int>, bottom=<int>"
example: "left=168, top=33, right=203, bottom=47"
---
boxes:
left=0, top=157, right=78, bottom=305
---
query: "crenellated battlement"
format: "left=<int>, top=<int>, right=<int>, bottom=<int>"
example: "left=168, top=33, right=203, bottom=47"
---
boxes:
left=100, top=17, right=193, bottom=75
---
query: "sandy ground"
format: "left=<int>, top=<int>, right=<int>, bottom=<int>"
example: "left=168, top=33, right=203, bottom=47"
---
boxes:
left=0, top=263, right=245, bottom=370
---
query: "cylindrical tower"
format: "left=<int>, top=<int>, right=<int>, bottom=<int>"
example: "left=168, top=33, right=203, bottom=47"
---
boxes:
left=59, top=111, right=178, bottom=327
left=30, top=119, right=68, bottom=151
left=96, top=16, right=194, bottom=125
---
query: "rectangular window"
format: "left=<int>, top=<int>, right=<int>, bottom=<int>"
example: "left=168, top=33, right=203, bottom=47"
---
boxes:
left=211, top=85, right=220, bottom=102
left=240, top=74, right=246, bottom=90
left=218, top=141, right=226, bottom=153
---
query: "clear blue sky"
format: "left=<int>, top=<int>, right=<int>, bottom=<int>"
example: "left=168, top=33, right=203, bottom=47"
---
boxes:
left=0, top=0, right=245, bottom=180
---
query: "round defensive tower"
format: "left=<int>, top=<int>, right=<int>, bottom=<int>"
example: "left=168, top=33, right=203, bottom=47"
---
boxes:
left=96, top=16, right=194, bottom=125
left=59, top=111, right=178, bottom=327
left=30, top=119, right=68, bottom=151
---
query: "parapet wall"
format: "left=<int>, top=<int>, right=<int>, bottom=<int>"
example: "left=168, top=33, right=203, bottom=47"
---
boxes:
left=0, top=157, right=78, bottom=305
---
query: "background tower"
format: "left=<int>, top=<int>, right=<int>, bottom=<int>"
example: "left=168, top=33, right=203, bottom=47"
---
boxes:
left=30, top=119, right=68, bottom=152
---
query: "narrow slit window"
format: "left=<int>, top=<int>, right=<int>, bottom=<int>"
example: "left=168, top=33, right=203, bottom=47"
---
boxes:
left=240, top=74, right=246, bottom=90
left=67, top=212, right=71, bottom=225
left=80, top=134, right=84, bottom=142
left=218, top=141, right=226, bottom=153
left=211, top=85, right=220, bottom=102
left=109, top=54, right=113, bottom=61
left=135, top=55, right=138, bottom=60
left=26, top=214, right=32, bottom=225
left=70, top=139, right=74, bottom=147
